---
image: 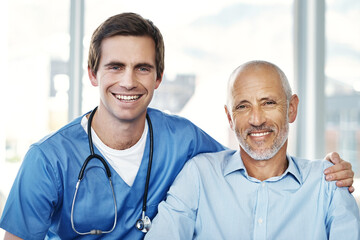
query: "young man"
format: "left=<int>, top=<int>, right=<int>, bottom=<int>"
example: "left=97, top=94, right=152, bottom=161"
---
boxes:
left=145, top=60, right=360, bottom=240
left=0, top=14, right=355, bottom=240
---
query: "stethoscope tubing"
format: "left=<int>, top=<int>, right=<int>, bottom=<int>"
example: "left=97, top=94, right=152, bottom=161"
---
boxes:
left=71, top=107, right=153, bottom=235
left=142, top=114, right=154, bottom=213
left=71, top=107, right=118, bottom=235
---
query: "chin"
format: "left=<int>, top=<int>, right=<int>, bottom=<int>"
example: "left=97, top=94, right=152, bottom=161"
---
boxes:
left=243, top=146, right=279, bottom=161
left=250, top=153, right=275, bottom=161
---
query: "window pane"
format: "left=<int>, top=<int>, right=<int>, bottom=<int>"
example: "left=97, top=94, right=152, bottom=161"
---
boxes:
left=325, top=0, right=360, bottom=206
left=0, top=0, right=70, bottom=219
left=325, top=0, right=360, bottom=177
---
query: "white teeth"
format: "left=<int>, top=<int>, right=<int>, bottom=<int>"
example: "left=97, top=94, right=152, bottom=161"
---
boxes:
left=250, top=132, right=270, bottom=137
left=115, top=95, right=140, bottom=101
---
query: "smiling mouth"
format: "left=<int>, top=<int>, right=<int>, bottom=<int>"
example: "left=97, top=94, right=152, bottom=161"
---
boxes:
left=115, top=94, right=141, bottom=102
left=249, top=131, right=271, bottom=137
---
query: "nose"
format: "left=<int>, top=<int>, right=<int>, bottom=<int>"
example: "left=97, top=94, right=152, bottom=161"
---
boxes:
left=248, top=106, right=266, bottom=126
left=119, top=69, right=137, bottom=90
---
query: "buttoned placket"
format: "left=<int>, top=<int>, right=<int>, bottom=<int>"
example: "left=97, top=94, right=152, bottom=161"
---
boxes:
left=253, top=181, right=268, bottom=240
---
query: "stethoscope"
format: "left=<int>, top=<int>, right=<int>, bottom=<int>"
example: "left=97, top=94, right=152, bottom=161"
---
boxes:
left=71, top=106, right=154, bottom=235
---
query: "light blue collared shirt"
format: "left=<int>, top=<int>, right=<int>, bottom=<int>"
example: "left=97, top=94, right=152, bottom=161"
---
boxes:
left=145, top=149, right=360, bottom=240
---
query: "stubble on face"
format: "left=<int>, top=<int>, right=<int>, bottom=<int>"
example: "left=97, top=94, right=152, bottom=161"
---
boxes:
left=235, top=116, right=289, bottom=161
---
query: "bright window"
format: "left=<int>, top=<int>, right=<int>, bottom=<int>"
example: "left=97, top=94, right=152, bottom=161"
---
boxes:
left=325, top=0, right=360, bottom=204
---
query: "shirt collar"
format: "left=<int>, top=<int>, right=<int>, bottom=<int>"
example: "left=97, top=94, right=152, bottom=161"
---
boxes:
left=222, top=150, right=246, bottom=176
left=283, top=154, right=302, bottom=185
left=223, top=151, right=302, bottom=185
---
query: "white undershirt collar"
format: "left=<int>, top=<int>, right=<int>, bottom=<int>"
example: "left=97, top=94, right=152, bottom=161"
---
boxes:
left=81, top=115, right=148, bottom=186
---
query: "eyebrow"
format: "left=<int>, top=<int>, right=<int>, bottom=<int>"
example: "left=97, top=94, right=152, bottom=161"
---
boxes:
left=233, top=99, right=250, bottom=108
left=234, top=97, right=276, bottom=105
left=103, top=61, right=155, bottom=69
left=104, top=61, right=125, bottom=68
left=134, top=63, right=155, bottom=69
left=260, top=97, right=276, bottom=101
left=236, top=99, right=248, bottom=105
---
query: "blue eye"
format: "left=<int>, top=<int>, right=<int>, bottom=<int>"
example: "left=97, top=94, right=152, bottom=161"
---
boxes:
left=236, top=105, right=246, bottom=110
left=265, top=101, right=275, bottom=105
left=107, top=65, right=122, bottom=71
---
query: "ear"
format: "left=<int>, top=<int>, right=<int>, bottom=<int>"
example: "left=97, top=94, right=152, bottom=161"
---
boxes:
left=154, top=73, right=163, bottom=90
left=224, top=105, right=234, bottom=130
left=88, top=67, right=98, bottom=87
left=288, top=94, right=299, bottom=123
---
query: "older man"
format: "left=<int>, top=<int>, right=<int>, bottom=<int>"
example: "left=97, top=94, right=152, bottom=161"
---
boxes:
left=145, top=60, right=360, bottom=240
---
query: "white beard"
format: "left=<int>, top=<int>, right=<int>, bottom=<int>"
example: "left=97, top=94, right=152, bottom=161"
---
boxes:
left=236, top=119, right=289, bottom=161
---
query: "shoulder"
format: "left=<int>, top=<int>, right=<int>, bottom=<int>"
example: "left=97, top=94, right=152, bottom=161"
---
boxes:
left=147, top=108, right=197, bottom=128
left=290, top=156, right=336, bottom=189
left=147, top=108, right=223, bottom=145
left=186, top=149, right=236, bottom=171
left=172, top=150, right=233, bottom=182
left=291, top=156, right=333, bottom=173
left=191, top=149, right=236, bottom=162
left=22, top=114, right=88, bottom=171
left=33, top=114, right=86, bottom=149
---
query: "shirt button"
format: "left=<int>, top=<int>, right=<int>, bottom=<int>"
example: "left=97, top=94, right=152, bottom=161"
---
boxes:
left=258, top=218, right=263, bottom=224
left=261, top=182, right=266, bottom=187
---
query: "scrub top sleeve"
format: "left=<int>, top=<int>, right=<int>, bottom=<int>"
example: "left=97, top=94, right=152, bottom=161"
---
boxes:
left=0, top=145, right=60, bottom=239
left=145, top=160, right=200, bottom=240
left=326, top=185, right=360, bottom=240
left=188, top=122, right=226, bottom=159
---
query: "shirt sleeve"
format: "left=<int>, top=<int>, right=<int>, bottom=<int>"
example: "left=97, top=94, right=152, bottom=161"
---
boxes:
left=0, top=145, right=60, bottom=240
left=326, top=184, right=360, bottom=239
left=145, top=159, right=200, bottom=240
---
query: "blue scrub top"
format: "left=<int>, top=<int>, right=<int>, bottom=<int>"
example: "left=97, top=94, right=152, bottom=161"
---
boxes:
left=0, top=108, right=225, bottom=240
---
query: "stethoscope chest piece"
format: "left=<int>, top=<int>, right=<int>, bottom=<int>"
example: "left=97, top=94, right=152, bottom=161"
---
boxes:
left=135, top=211, right=151, bottom=233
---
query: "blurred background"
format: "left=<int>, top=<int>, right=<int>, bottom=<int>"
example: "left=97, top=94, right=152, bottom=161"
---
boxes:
left=0, top=0, right=359, bottom=234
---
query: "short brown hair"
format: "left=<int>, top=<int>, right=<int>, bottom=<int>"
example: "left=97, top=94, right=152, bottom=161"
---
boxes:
left=88, top=12, right=165, bottom=79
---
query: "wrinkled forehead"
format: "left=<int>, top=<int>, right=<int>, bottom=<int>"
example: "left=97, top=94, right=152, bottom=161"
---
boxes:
left=227, top=65, right=285, bottom=104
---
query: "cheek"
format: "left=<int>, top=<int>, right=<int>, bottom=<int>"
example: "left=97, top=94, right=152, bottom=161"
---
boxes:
left=269, top=112, right=287, bottom=131
left=144, top=78, right=160, bottom=92
left=101, top=74, right=120, bottom=89
left=233, top=116, right=246, bottom=133
left=101, top=72, right=116, bottom=82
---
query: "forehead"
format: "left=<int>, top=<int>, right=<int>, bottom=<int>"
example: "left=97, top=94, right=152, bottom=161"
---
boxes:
left=231, top=66, right=285, bottom=100
left=100, top=35, right=156, bottom=63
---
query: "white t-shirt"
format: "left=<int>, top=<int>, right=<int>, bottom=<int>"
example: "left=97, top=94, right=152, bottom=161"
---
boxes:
left=81, top=115, right=148, bottom=187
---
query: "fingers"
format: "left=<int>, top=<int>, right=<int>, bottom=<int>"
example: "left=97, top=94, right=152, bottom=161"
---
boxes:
left=324, top=160, right=352, bottom=175
left=324, top=168, right=354, bottom=193
left=324, top=161, right=354, bottom=189
left=324, top=151, right=341, bottom=164
left=335, top=180, right=355, bottom=193
left=324, top=166, right=354, bottom=181
left=325, top=170, right=354, bottom=183
left=323, top=152, right=355, bottom=193
left=333, top=177, right=354, bottom=186
left=347, top=186, right=355, bottom=194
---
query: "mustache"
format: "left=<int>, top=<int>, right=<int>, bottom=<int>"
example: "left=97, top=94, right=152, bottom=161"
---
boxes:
left=244, top=124, right=275, bottom=135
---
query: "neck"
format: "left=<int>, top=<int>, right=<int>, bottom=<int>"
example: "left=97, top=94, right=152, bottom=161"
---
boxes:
left=90, top=106, right=147, bottom=150
left=240, top=143, right=288, bottom=181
